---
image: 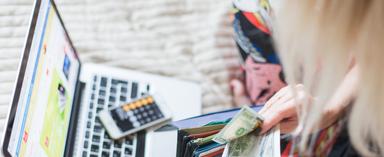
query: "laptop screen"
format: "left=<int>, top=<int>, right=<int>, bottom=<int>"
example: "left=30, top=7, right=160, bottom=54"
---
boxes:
left=5, top=0, right=80, bottom=156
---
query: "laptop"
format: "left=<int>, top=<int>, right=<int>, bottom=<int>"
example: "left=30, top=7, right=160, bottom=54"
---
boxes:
left=0, top=0, right=202, bottom=157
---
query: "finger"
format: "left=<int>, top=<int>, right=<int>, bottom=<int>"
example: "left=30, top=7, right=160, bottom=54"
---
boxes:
left=280, top=117, right=299, bottom=134
left=265, top=86, right=289, bottom=105
left=259, top=87, right=289, bottom=114
left=260, top=89, right=293, bottom=115
left=260, top=110, right=284, bottom=134
left=271, top=91, right=294, bottom=107
left=260, top=99, right=297, bottom=134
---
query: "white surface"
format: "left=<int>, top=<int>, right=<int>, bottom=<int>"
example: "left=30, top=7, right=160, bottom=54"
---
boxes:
left=0, top=0, right=241, bottom=143
left=145, top=127, right=178, bottom=157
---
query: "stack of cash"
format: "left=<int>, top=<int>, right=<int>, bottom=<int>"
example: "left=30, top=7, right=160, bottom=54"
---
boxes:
left=213, top=106, right=280, bottom=157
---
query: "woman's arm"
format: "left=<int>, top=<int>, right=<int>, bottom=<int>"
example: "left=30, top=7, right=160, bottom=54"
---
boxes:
left=259, top=65, right=359, bottom=134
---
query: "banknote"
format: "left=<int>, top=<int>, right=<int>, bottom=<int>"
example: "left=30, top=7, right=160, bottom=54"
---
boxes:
left=213, top=106, right=264, bottom=144
left=222, top=126, right=280, bottom=157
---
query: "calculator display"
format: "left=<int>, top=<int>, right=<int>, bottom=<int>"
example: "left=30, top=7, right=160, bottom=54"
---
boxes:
left=110, top=96, right=164, bottom=132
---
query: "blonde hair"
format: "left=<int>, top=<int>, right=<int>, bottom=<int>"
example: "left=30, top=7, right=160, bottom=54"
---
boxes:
left=274, top=0, right=384, bottom=156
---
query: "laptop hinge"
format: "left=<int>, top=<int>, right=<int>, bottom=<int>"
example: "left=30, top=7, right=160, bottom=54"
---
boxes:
left=136, top=130, right=147, bottom=157
left=64, top=81, right=85, bottom=157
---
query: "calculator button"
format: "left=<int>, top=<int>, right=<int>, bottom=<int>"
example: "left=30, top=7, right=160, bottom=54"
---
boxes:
left=129, top=116, right=137, bottom=122
left=123, top=105, right=130, bottom=111
left=133, top=102, right=140, bottom=108
left=151, top=115, right=158, bottom=120
left=127, top=111, right=134, bottom=116
left=141, top=99, right=148, bottom=105
left=133, top=122, right=140, bottom=127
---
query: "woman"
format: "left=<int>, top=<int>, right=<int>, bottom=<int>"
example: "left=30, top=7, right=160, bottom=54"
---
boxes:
left=258, top=0, right=384, bottom=156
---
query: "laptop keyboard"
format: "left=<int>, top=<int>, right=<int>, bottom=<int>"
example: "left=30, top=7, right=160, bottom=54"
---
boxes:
left=81, top=75, right=151, bottom=157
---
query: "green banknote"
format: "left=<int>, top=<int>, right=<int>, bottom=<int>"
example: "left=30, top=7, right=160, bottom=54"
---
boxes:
left=213, top=106, right=264, bottom=144
left=222, top=126, right=281, bottom=157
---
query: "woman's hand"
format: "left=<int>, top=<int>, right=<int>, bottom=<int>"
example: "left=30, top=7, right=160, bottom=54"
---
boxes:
left=258, top=66, right=357, bottom=134
left=258, top=84, right=309, bottom=134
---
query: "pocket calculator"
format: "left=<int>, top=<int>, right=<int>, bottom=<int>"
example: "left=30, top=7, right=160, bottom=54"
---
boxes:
left=99, top=95, right=172, bottom=139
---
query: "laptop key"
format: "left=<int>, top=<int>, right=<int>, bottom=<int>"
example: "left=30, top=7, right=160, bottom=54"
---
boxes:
left=103, top=141, right=111, bottom=149
left=120, top=96, right=126, bottom=102
left=114, top=142, right=122, bottom=148
left=95, top=117, right=101, bottom=124
left=85, top=131, right=90, bottom=139
left=104, top=133, right=111, bottom=140
left=90, top=154, right=98, bottom=157
left=146, top=84, right=150, bottom=92
left=91, top=144, right=99, bottom=153
left=89, top=102, right=94, bottom=109
left=125, top=139, right=133, bottom=145
left=88, top=112, right=93, bottom=119
left=109, top=96, right=116, bottom=102
left=110, top=87, right=117, bottom=94
left=101, top=151, right=110, bottom=157
left=112, top=79, right=119, bottom=85
left=113, top=151, right=121, bottom=157
left=92, top=135, right=100, bottom=143
left=83, top=140, right=89, bottom=149
left=99, top=90, right=106, bottom=97
left=119, top=80, right=128, bottom=85
left=121, top=86, right=128, bottom=93
left=86, top=122, right=91, bottom=128
left=82, top=151, right=87, bottom=157
left=96, top=107, right=103, bottom=113
left=100, top=77, right=108, bottom=87
left=125, top=147, right=132, bottom=155
left=131, top=82, right=138, bottom=98
left=98, top=98, right=105, bottom=105
left=93, top=125, right=102, bottom=133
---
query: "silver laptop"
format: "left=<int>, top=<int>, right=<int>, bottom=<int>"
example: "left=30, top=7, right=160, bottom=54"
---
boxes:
left=0, top=0, right=202, bottom=157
